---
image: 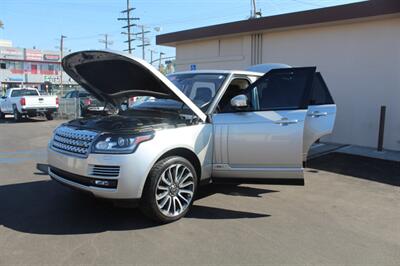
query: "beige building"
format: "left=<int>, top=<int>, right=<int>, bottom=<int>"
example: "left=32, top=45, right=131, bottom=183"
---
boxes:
left=157, top=0, right=400, bottom=151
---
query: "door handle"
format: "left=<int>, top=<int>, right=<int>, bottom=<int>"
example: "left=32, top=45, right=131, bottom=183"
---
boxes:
left=274, top=118, right=299, bottom=126
left=308, top=111, right=328, bottom=118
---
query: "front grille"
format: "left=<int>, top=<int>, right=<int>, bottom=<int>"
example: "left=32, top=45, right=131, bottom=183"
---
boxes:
left=89, top=165, right=120, bottom=177
left=52, top=126, right=98, bottom=157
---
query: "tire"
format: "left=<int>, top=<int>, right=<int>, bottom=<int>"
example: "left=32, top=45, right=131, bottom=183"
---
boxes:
left=45, top=112, right=53, bottom=120
left=140, top=156, right=198, bottom=223
left=0, top=109, right=4, bottom=119
left=13, top=107, right=22, bottom=122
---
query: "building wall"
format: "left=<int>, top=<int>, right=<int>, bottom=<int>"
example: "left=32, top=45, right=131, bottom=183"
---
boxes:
left=175, top=37, right=251, bottom=70
left=174, top=15, right=400, bottom=151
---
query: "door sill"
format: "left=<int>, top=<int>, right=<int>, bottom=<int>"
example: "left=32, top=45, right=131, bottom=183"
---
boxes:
left=212, top=177, right=304, bottom=186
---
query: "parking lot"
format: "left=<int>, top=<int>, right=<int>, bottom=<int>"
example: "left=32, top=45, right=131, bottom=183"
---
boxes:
left=0, top=117, right=399, bottom=265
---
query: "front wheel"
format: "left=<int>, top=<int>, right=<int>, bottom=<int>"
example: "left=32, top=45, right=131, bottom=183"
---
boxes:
left=140, top=156, right=197, bottom=223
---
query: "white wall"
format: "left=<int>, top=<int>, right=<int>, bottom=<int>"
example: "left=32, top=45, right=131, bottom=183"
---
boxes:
left=261, top=17, right=400, bottom=151
left=173, top=15, right=400, bottom=151
left=175, top=37, right=250, bottom=71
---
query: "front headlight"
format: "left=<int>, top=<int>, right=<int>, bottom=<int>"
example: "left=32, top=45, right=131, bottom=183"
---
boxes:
left=91, top=133, right=154, bottom=154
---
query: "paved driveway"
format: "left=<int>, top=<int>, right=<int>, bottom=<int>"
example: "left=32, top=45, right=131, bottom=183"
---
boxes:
left=0, top=118, right=399, bottom=265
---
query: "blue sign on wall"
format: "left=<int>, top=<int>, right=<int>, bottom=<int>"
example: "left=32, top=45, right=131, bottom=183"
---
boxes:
left=190, top=64, right=196, bottom=71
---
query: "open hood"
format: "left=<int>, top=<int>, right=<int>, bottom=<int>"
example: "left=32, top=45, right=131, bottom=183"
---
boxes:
left=62, top=50, right=206, bottom=122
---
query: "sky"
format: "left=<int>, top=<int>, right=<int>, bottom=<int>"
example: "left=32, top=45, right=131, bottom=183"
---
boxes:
left=0, top=0, right=364, bottom=62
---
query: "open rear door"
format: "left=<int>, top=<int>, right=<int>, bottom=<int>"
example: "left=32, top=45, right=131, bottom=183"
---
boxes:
left=303, top=73, right=337, bottom=161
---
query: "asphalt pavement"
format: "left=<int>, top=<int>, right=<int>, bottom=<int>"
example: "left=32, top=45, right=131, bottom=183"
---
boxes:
left=0, top=117, right=399, bottom=265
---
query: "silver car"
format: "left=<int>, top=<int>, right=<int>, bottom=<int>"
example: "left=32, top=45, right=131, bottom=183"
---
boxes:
left=47, top=50, right=336, bottom=223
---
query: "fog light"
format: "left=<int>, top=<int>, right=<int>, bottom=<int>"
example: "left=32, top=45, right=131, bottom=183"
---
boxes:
left=95, top=180, right=111, bottom=186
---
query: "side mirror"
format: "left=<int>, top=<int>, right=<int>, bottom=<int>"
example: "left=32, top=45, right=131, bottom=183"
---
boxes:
left=230, top=94, right=248, bottom=109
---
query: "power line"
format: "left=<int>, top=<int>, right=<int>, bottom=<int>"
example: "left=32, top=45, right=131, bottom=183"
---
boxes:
left=289, top=0, right=323, bottom=8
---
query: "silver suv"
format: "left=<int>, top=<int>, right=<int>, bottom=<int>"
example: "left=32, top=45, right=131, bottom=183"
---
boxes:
left=48, top=50, right=336, bottom=223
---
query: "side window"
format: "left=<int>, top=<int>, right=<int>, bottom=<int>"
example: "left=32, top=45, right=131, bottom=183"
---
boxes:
left=217, top=78, right=250, bottom=113
left=245, top=67, right=316, bottom=111
left=309, top=72, right=334, bottom=105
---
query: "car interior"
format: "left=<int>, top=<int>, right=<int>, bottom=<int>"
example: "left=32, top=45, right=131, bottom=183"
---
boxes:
left=217, top=78, right=250, bottom=112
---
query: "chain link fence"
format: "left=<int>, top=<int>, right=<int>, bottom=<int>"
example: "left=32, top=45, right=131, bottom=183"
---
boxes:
left=52, top=88, right=81, bottom=120
left=56, top=97, right=81, bottom=119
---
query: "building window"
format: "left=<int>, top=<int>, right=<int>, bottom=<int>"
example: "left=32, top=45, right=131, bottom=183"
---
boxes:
left=10, top=61, right=23, bottom=70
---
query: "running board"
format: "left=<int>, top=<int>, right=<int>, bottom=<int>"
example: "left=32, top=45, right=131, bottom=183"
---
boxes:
left=212, top=178, right=304, bottom=186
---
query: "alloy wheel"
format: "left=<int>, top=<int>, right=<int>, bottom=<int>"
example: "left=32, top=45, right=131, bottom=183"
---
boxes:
left=155, top=163, right=195, bottom=217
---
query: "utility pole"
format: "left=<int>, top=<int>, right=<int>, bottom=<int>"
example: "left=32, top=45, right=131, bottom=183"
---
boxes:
left=99, top=34, right=113, bottom=49
left=60, top=35, right=67, bottom=95
left=250, top=0, right=262, bottom=19
left=134, top=25, right=150, bottom=60
left=149, top=49, right=157, bottom=65
left=158, top=52, right=165, bottom=70
left=118, top=0, right=139, bottom=54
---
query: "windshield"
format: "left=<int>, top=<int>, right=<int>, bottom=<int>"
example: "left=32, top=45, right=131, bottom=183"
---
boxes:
left=129, top=73, right=227, bottom=113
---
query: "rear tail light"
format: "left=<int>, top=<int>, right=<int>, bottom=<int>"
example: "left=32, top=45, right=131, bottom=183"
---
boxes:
left=84, top=98, right=92, bottom=105
left=20, top=97, right=26, bottom=106
left=56, top=97, right=59, bottom=105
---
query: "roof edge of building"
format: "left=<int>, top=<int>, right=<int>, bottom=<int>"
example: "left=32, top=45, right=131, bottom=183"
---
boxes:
left=156, top=0, right=400, bottom=46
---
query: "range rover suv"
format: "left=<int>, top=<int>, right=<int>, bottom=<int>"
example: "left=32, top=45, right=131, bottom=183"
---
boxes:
left=47, top=50, right=336, bottom=223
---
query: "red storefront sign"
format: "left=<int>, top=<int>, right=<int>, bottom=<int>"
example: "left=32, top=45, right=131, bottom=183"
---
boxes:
left=43, top=54, right=60, bottom=61
left=0, top=47, right=24, bottom=60
left=25, top=49, right=43, bottom=61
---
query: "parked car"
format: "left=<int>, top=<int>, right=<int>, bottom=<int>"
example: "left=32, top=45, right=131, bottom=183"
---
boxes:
left=47, top=50, right=336, bottom=223
left=63, top=89, right=104, bottom=116
left=0, top=87, right=58, bottom=121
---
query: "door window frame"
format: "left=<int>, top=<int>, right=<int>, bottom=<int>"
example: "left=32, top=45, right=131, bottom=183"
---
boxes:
left=216, top=67, right=316, bottom=114
left=208, top=74, right=255, bottom=114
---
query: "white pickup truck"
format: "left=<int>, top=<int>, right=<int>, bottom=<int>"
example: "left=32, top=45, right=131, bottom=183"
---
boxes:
left=0, top=87, right=59, bottom=121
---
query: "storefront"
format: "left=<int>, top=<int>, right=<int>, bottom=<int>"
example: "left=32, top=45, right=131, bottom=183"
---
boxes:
left=0, top=46, right=76, bottom=93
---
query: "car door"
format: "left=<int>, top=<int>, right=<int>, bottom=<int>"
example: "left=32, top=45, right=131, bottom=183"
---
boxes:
left=212, top=67, right=316, bottom=184
left=303, top=72, right=336, bottom=161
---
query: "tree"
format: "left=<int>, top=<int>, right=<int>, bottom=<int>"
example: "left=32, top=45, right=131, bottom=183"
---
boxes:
left=0, top=20, right=4, bottom=29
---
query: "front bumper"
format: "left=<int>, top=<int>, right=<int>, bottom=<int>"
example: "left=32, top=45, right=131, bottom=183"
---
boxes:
left=47, top=147, right=152, bottom=199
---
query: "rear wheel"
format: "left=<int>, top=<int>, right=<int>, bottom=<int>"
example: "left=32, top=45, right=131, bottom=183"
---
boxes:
left=13, top=107, right=22, bottom=122
left=45, top=112, right=53, bottom=120
left=140, top=156, right=197, bottom=223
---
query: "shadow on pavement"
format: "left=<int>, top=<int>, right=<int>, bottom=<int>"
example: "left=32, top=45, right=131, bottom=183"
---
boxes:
left=0, top=179, right=271, bottom=235
left=0, top=117, right=48, bottom=124
left=307, top=152, right=400, bottom=186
